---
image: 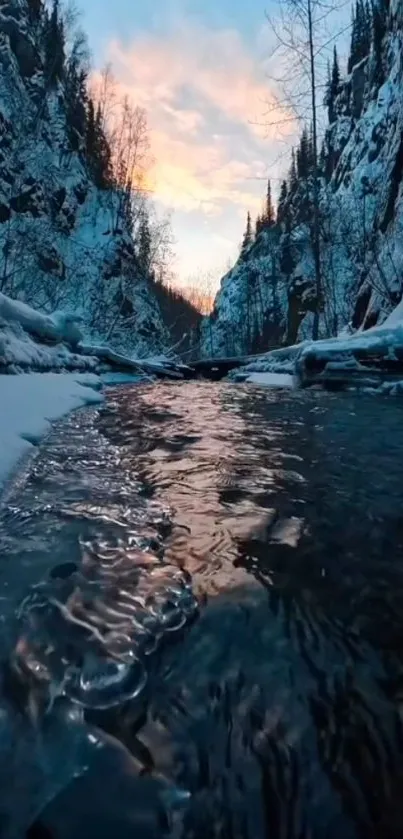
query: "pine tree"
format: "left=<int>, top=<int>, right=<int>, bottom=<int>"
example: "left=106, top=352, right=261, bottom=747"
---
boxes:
left=348, top=0, right=372, bottom=71
left=66, top=57, right=88, bottom=151
left=372, top=0, right=387, bottom=83
left=241, top=212, right=253, bottom=253
left=297, top=128, right=310, bottom=179
left=331, top=47, right=340, bottom=95
left=44, top=0, right=65, bottom=85
left=277, top=180, right=288, bottom=226
left=86, top=99, right=96, bottom=158
left=264, top=179, right=275, bottom=227
left=289, top=149, right=298, bottom=192
left=325, top=48, right=340, bottom=123
left=137, top=211, right=152, bottom=276
left=325, top=59, right=332, bottom=119
left=85, top=100, right=112, bottom=188
left=255, top=214, right=262, bottom=237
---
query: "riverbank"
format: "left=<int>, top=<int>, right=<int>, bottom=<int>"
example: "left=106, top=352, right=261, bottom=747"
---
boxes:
left=230, top=307, right=403, bottom=392
left=0, top=372, right=104, bottom=491
left=0, top=292, right=188, bottom=492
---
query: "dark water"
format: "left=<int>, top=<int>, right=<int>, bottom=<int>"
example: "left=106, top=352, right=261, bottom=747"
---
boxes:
left=2, top=381, right=403, bottom=839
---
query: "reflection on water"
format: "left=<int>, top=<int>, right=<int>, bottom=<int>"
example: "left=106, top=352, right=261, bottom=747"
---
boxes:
left=2, top=381, right=403, bottom=837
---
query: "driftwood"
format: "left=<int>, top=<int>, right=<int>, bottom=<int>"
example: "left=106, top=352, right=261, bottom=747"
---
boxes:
left=79, top=344, right=191, bottom=380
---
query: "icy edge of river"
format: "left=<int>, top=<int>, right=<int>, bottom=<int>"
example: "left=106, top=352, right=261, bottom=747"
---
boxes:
left=0, top=372, right=103, bottom=491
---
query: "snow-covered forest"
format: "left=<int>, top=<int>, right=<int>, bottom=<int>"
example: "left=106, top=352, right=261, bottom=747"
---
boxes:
left=203, top=0, right=403, bottom=358
left=0, top=0, right=202, bottom=364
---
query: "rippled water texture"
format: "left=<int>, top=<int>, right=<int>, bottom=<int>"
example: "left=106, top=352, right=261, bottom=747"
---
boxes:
left=2, top=381, right=403, bottom=838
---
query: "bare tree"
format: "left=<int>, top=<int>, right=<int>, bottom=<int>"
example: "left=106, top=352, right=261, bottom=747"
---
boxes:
left=265, top=0, right=347, bottom=339
left=181, top=272, right=217, bottom=315
left=91, top=67, right=153, bottom=233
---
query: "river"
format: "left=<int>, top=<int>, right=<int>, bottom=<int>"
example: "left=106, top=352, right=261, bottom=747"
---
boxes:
left=1, top=381, right=403, bottom=839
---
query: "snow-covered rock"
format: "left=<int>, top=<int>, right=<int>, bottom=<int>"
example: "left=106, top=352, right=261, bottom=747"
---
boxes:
left=203, top=2, right=403, bottom=355
left=0, top=291, right=98, bottom=372
left=0, top=0, right=168, bottom=357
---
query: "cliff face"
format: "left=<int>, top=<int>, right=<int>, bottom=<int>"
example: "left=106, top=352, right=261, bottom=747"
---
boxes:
left=0, top=0, right=168, bottom=357
left=203, top=0, right=403, bottom=356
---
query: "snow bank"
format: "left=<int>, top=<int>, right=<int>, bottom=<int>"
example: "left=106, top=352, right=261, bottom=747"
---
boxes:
left=0, top=294, right=83, bottom=346
left=228, top=342, right=309, bottom=381
left=245, top=372, right=294, bottom=388
left=0, top=373, right=103, bottom=490
left=230, top=301, right=403, bottom=392
left=0, top=293, right=97, bottom=373
left=296, top=316, right=403, bottom=389
left=0, top=320, right=98, bottom=373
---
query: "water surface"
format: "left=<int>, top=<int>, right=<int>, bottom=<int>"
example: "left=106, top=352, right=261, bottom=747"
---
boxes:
left=2, top=381, right=403, bottom=839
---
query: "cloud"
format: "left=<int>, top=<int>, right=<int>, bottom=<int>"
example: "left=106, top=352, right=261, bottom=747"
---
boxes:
left=103, top=20, right=296, bottom=217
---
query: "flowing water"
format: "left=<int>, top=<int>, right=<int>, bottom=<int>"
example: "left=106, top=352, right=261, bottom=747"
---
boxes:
left=1, top=381, right=403, bottom=838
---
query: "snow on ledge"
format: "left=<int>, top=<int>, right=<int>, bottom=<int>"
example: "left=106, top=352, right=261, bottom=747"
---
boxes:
left=0, top=373, right=103, bottom=491
left=246, top=372, right=294, bottom=388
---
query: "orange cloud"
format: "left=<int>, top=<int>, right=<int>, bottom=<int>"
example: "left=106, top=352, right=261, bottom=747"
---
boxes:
left=103, top=20, right=296, bottom=217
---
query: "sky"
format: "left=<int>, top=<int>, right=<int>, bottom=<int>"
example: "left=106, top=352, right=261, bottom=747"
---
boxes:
left=79, top=0, right=298, bottom=290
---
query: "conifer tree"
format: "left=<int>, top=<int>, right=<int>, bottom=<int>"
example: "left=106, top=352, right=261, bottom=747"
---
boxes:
left=44, top=0, right=65, bottom=85
left=137, top=210, right=152, bottom=276
left=372, top=0, right=387, bottom=83
left=297, top=128, right=310, bottom=179
left=289, top=149, right=298, bottom=192
left=348, top=0, right=372, bottom=71
left=255, top=214, right=262, bottom=237
left=277, top=180, right=288, bottom=226
left=66, top=57, right=88, bottom=150
left=264, top=179, right=275, bottom=227
left=86, top=100, right=112, bottom=188
left=326, top=46, right=340, bottom=123
left=241, top=212, right=253, bottom=253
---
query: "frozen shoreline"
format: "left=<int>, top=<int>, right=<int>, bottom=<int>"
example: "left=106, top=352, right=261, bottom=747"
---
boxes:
left=0, top=372, right=103, bottom=491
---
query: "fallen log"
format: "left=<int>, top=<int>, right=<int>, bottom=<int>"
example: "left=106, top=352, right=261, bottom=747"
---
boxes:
left=79, top=344, right=191, bottom=380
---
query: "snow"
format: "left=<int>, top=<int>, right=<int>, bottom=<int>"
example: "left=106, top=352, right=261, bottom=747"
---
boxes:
left=0, top=320, right=98, bottom=373
left=245, top=372, right=294, bottom=388
left=0, top=293, right=83, bottom=346
left=0, top=373, right=103, bottom=490
left=230, top=295, right=403, bottom=391
left=382, top=297, right=403, bottom=326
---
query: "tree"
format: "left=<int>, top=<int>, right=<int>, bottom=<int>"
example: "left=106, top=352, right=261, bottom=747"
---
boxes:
left=44, top=0, right=65, bottom=85
left=241, top=212, right=253, bottom=253
left=137, top=210, right=152, bottom=276
left=289, top=149, right=298, bottom=193
left=325, top=47, right=340, bottom=123
left=264, top=179, right=275, bottom=227
left=277, top=180, right=288, bottom=226
left=372, top=0, right=387, bottom=83
left=348, top=0, right=372, bottom=71
left=85, top=99, right=112, bottom=188
left=297, top=127, right=311, bottom=179
left=65, top=46, right=88, bottom=151
left=265, top=0, right=336, bottom=338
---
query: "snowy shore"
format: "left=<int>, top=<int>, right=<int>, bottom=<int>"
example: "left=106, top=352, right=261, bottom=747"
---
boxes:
left=0, top=292, right=188, bottom=491
left=0, top=373, right=103, bottom=490
left=231, top=303, right=403, bottom=393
